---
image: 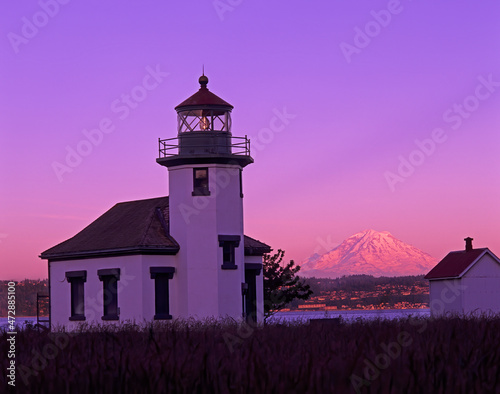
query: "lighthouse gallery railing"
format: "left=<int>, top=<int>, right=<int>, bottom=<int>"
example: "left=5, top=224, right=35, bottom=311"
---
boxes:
left=158, top=135, right=251, bottom=158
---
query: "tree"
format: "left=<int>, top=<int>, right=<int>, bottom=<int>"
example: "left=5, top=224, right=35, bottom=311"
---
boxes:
left=263, top=249, right=313, bottom=321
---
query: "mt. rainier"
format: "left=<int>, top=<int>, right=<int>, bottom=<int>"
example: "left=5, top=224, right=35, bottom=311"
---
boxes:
left=300, top=229, right=437, bottom=278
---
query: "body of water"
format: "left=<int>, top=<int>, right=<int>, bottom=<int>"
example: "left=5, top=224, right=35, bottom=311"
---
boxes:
left=0, top=309, right=430, bottom=329
left=269, top=308, right=430, bottom=322
left=0, top=316, right=39, bottom=330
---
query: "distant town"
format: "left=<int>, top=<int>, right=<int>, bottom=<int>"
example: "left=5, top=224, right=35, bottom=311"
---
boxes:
left=286, top=274, right=429, bottom=311
left=0, top=275, right=428, bottom=317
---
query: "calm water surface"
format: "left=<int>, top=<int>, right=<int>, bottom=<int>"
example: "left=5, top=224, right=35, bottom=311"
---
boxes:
left=269, top=308, right=430, bottom=322
left=0, top=309, right=430, bottom=329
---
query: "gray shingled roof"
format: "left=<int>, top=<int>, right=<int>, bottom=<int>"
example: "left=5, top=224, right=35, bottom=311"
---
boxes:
left=243, top=235, right=272, bottom=256
left=40, top=196, right=270, bottom=261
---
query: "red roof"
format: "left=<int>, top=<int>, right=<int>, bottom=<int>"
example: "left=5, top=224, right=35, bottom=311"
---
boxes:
left=175, top=76, right=233, bottom=110
left=424, top=248, right=489, bottom=280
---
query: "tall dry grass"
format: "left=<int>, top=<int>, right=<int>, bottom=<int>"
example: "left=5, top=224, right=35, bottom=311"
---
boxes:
left=1, top=316, right=500, bottom=393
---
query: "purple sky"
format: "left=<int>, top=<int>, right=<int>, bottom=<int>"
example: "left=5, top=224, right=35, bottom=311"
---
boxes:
left=1, top=0, right=499, bottom=280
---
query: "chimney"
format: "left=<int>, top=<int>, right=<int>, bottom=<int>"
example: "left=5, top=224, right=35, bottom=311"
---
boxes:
left=464, top=237, right=473, bottom=252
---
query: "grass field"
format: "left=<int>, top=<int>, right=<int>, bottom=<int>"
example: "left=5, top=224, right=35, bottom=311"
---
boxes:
left=2, top=316, right=500, bottom=393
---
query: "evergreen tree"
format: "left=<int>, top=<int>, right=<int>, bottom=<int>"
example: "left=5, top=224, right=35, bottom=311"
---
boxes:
left=263, top=249, right=312, bottom=320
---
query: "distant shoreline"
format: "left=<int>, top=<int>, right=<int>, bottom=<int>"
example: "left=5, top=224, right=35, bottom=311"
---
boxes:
left=0, top=307, right=428, bottom=319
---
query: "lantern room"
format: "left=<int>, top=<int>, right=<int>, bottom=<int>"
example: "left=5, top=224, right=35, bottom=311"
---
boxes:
left=157, top=75, right=253, bottom=168
left=175, top=75, right=233, bottom=133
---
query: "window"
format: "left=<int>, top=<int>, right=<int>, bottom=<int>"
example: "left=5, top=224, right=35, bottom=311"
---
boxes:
left=192, top=167, right=210, bottom=196
left=219, top=235, right=241, bottom=270
left=98, top=269, right=120, bottom=320
left=65, top=271, right=86, bottom=321
left=150, top=267, right=175, bottom=320
left=223, top=243, right=235, bottom=265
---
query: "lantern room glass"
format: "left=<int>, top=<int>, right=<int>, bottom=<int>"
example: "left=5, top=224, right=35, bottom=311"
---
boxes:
left=177, top=109, right=231, bottom=133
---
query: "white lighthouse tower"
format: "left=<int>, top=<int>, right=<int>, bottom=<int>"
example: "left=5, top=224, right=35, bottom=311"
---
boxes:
left=157, top=74, right=256, bottom=320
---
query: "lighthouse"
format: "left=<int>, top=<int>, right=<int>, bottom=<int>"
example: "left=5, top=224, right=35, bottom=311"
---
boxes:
left=41, top=74, right=268, bottom=329
left=157, top=74, right=256, bottom=320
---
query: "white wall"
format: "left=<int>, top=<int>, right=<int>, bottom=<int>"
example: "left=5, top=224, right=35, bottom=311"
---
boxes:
left=168, top=164, right=246, bottom=320
left=50, top=254, right=178, bottom=330
left=215, top=166, right=246, bottom=319
left=463, top=253, right=500, bottom=278
left=429, top=279, right=463, bottom=317
left=462, top=253, right=500, bottom=315
left=50, top=251, right=266, bottom=328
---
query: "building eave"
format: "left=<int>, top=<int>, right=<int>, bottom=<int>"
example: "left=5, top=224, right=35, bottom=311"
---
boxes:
left=244, top=246, right=271, bottom=256
left=40, top=246, right=180, bottom=262
left=427, top=276, right=460, bottom=281
left=157, top=154, right=253, bottom=169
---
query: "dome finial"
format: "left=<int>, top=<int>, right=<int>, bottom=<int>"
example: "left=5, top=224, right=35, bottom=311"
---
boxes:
left=199, top=65, right=208, bottom=88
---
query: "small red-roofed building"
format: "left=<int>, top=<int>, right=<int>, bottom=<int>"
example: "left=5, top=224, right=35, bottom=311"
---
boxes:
left=425, top=237, right=500, bottom=316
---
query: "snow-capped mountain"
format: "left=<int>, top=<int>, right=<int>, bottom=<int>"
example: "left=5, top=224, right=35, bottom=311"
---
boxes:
left=300, top=229, right=437, bottom=278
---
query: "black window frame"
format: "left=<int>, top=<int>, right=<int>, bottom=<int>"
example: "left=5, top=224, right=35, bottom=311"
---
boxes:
left=65, top=271, right=86, bottom=321
left=192, top=167, right=210, bottom=196
left=150, top=267, right=175, bottom=320
left=219, top=235, right=241, bottom=270
left=98, top=268, right=120, bottom=321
